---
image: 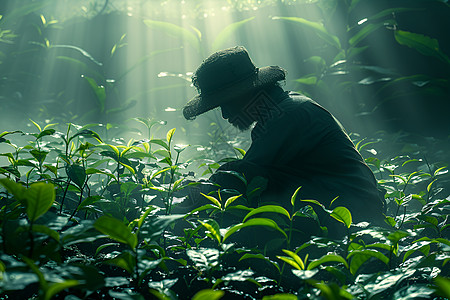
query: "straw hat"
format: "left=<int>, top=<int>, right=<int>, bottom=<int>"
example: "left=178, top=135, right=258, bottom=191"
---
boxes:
left=183, top=46, right=286, bottom=120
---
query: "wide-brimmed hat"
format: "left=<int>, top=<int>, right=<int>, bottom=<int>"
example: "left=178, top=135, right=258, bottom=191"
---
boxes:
left=183, top=46, right=286, bottom=120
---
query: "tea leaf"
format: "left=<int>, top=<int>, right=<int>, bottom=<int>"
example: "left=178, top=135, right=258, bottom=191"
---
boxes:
left=199, top=219, right=222, bottom=244
left=307, top=253, right=348, bottom=270
left=291, top=186, right=302, bottom=207
left=66, top=164, right=86, bottom=189
left=166, top=128, right=176, bottom=144
left=201, top=193, right=221, bottom=208
left=94, top=216, right=137, bottom=249
left=192, top=289, right=225, bottom=300
left=330, top=206, right=352, bottom=228
left=224, top=194, right=241, bottom=208
left=243, top=205, right=290, bottom=222
left=282, top=249, right=305, bottom=270
left=24, top=182, right=56, bottom=221
left=223, top=218, right=288, bottom=242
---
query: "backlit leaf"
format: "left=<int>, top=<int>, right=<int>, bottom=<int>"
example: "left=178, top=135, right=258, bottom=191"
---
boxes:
left=192, top=289, right=225, bottom=300
left=223, top=218, right=288, bottom=242
left=330, top=206, right=352, bottom=228
left=94, top=216, right=137, bottom=249
left=307, top=253, right=348, bottom=270
left=243, top=205, right=290, bottom=222
left=201, top=193, right=221, bottom=208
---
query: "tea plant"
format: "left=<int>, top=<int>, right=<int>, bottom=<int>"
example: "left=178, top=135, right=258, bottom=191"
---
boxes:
left=1, top=122, right=448, bottom=299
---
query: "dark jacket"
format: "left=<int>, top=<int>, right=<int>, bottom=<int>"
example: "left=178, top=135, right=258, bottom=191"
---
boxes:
left=212, top=88, right=385, bottom=226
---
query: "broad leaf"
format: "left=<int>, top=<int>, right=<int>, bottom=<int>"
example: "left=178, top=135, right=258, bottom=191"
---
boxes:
left=223, top=218, right=288, bottom=242
left=330, top=206, right=352, bottom=228
left=307, top=253, right=348, bottom=270
left=395, top=30, right=450, bottom=65
left=94, top=216, right=137, bottom=249
left=24, top=182, right=56, bottom=221
left=243, top=205, right=290, bottom=222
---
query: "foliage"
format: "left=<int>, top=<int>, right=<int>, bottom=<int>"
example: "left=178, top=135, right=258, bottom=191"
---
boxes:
left=0, top=122, right=449, bottom=299
left=1, top=0, right=449, bottom=299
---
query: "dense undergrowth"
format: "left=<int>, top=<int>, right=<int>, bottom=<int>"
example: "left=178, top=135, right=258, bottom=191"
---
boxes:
left=0, top=121, right=449, bottom=299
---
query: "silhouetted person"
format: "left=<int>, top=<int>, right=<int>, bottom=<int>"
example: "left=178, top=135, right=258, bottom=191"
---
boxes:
left=181, top=46, right=385, bottom=237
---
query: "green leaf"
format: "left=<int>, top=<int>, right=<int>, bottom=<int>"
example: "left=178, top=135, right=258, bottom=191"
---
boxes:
left=0, top=130, right=23, bottom=139
left=300, top=199, right=328, bottom=211
left=70, top=129, right=103, bottom=143
left=223, top=218, right=288, bottom=242
left=330, top=206, right=352, bottom=228
left=272, top=16, right=341, bottom=49
left=387, top=230, right=410, bottom=244
left=51, top=44, right=102, bottom=66
left=185, top=204, right=220, bottom=217
left=82, top=76, right=106, bottom=112
left=24, top=182, right=56, bottom=221
left=0, top=178, right=26, bottom=200
left=201, top=193, right=221, bottom=208
left=282, top=249, right=305, bottom=269
left=45, top=280, right=79, bottom=300
left=349, top=23, right=385, bottom=47
left=262, top=293, right=298, bottom=300
left=85, top=168, right=116, bottom=179
left=347, top=249, right=389, bottom=274
left=32, top=224, right=60, bottom=241
left=212, top=17, right=255, bottom=52
left=234, top=147, right=246, bottom=157
left=30, top=149, right=49, bottom=164
left=137, top=205, right=157, bottom=231
left=295, top=75, right=317, bottom=85
left=291, top=186, right=302, bottom=207
left=36, top=129, right=55, bottom=140
left=199, top=219, right=222, bottom=244
left=394, top=30, right=450, bottom=65
left=94, top=216, right=137, bottom=249
left=224, top=194, right=241, bottom=208
left=307, top=254, right=348, bottom=270
left=105, top=251, right=136, bottom=274
left=144, top=19, right=201, bottom=54
left=66, top=164, right=86, bottom=189
left=192, top=289, right=225, bottom=300
left=277, top=256, right=302, bottom=270
left=434, top=277, right=450, bottom=299
left=243, top=205, right=290, bottom=222
left=166, top=128, right=176, bottom=144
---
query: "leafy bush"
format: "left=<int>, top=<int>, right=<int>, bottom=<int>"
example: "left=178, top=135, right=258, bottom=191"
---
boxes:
left=0, top=122, right=449, bottom=299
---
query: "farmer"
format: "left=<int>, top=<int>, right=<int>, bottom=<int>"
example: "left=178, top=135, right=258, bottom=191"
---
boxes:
left=181, top=46, right=385, bottom=237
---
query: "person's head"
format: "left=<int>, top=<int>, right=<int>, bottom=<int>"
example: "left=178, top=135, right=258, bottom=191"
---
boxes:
left=183, top=46, right=286, bottom=130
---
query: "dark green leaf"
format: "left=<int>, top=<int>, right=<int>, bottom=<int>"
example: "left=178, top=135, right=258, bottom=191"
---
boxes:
left=395, top=30, right=450, bottom=64
left=66, top=164, right=86, bottom=189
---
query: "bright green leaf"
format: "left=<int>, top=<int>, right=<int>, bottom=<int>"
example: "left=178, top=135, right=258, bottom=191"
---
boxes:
left=94, top=216, right=137, bottom=249
left=243, top=205, right=290, bottom=222
left=330, top=206, right=352, bottom=228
